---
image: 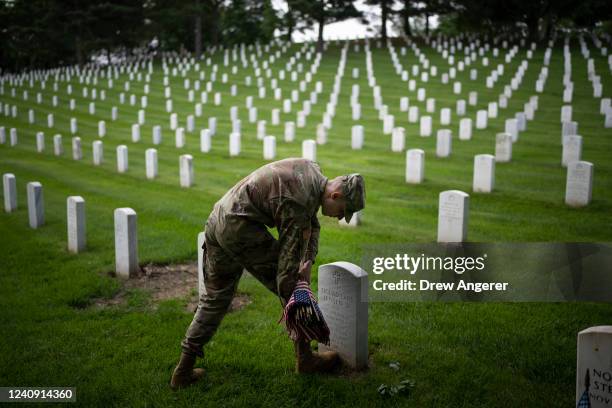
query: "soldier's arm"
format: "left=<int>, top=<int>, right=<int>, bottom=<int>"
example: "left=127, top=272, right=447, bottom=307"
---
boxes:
left=276, top=201, right=312, bottom=301
left=304, top=215, right=320, bottom=262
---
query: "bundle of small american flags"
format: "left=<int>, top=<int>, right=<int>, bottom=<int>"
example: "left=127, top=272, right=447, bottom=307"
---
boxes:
left=281, top=280, right=330, bottom=345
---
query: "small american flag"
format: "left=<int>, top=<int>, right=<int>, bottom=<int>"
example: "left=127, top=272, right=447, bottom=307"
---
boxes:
left=280, top=280, right=330, bottom=345
left=577, top=369, right=591, bottom=408
left=577, top=390, right=591, bottom=408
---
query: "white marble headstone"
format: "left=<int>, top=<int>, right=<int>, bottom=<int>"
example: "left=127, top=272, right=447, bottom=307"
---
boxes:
left=317, top=124, right=327, bottom=145
left=408, top=106, right=419, bottom=123
left=437, top=190, right=469, bottom=243
left=3, top=173, right=17, bottom=213
left=565, top=161, right=593, bottom=207
left=561, top=105, right=572, bottom=123
left=36, top=132, right=45, bottom=153
left=576, top=326, right=612, bottom=408
left=27, top=181, right=44, bottom=229
left=131, top=124, right=141, bottom=143
left=469, top=92, right=478, bottom=106
left=92, top=140, right=103, bottom=165
left=383, top=115, right=395, bottom=135
left=516, top=112, right=527, bottom=132
left=263, top=136, right=276, bottom=160
left=145, top=148, right=157, bottom=179
left=487, top=102, right=498, bottom=118
left=420, top=116, right=432, bottom=137
left=271, top=109, right=280, bottom=125
left=114, top=208, right=138, bottom=278
left=302, top=139, right=316, bottom=161
left=257, top=121, right=266, bottom=140
left=150, top=125, right=161, bottom=145
left=173, top=126, right=185, bottom=148
left=436, top=130, right=452, bottom=158
left=495, top=133, right=512, bottom=162
left=351, top=125, right=364, bottom=150
left=473, top=154, right=495, bottom=193
left=179, top=154, right=194, bottom=187
left=67, top=196, right=86, bottom=253
left=405, top=149, right=425, bottom=184
left=352, top=104, right=361, bottom=121
left=562, top=135, right=582, bottom=167
left=117, top=145, right=128, bottom=173
left=72, top=137, right=82, bottom=160
left=562, top=121, right=578, bottom=144
left=476, top=110, right=488, bottom=129
left=459, top=118, right=472, bottom=140
left=98, top=120, right=106, bottom=137
left=284, top=122, right=295, bottom=142
left=53, top=134, right=63, bottom=156
left=318, top=261, right=368, bottom=370
left=505, top=118, right=519, bottom=142
left=200, top=129, right=211, bottom=153
left=229, top=132, right=241, bottom=157
left=9, top=128, right=17, bottom=146
left=440, top=108, right=451, bottom=125
left=391, top=127, right=405, bottom=152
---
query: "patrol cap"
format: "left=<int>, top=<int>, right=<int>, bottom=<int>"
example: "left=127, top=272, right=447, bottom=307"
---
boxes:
left=341, top=173, right=365, bottom=223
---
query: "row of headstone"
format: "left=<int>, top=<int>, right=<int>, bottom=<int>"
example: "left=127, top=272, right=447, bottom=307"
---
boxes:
left=0, top=33, right=544, bottom=154
left=2, top=175, right=44, bottom=228
left=2, top=173, right=91, bottom=254
left=1, top=40, right=314, bottom=142
left=0, top=38, right=604, bottom=209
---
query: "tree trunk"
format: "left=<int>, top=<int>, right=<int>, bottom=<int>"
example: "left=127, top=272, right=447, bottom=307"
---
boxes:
left=195, top=16, right=202, bottom=57
left=425, top=10, right=430, bottom=36
left=403, top=0, right=412, bottom=37
left=75, top=35, right=84, bottom=66
left=381, top=0, right=388, bottom=42
left=544, top=13, right=553, bottom=43
left=526, top=14, right=539, bottom=44
left=211, top=0, right=220, bottom=46
left=317, top=16, right=324, bottom=52
left=287, top=13, right=294, bottom=42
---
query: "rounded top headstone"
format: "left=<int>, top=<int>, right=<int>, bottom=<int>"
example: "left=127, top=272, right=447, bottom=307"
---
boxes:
left=319, top=261, right=367, bottom=278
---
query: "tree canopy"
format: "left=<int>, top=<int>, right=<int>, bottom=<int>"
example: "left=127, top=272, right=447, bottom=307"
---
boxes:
left=0, top=0, right=610, bottom=71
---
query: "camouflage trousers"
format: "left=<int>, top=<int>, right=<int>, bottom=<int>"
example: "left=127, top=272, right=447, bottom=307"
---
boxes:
left=181, top=213, right=295, bottom=358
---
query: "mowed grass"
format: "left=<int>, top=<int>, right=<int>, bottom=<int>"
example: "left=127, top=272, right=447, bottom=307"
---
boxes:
left=1, top=38, right=612, bottom=407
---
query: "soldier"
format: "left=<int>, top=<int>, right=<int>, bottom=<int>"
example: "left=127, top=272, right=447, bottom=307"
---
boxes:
left=171, top=158, right=365, bottom=389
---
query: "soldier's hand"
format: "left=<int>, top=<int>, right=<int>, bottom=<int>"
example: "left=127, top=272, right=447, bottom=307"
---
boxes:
left=298, top=260, right=312, bottom=283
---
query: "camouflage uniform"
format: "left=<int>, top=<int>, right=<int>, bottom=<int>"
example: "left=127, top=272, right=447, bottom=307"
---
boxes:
left=181, top=158, right=327, bottom=357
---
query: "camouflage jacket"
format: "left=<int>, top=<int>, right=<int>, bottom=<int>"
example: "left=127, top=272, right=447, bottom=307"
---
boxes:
left=212, top=158, right=328, bottom=274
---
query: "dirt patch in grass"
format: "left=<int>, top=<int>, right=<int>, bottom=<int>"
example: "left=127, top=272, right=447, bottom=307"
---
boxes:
left=94, top=262, right=251, bottom=312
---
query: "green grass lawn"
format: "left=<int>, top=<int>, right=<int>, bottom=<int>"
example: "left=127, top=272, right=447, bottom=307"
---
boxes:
left=1, top=38, right=611, bottom=407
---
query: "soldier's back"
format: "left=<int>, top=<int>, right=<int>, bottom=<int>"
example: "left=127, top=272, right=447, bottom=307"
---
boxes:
left=212, top=158, right=327, bottom=228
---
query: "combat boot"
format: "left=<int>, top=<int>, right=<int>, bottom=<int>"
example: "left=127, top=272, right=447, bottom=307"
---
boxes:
left=170, top=352, right=205, bottom=390
left=294, top=339, right=340, bottom=374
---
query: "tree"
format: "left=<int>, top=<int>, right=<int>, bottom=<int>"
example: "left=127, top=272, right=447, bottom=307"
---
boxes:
left=194, top=0, right=203, bottom=57
left=280, top=7, right=302, bottom=42
left=400, top=0, right=414, bottom=36
left=365, top=0, right=396, bottom=41
left=287, top=0, right=361, bottom=52
left=0, top=0, right=144, bottom=70
left=222, top=0, right=280, bottom=45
